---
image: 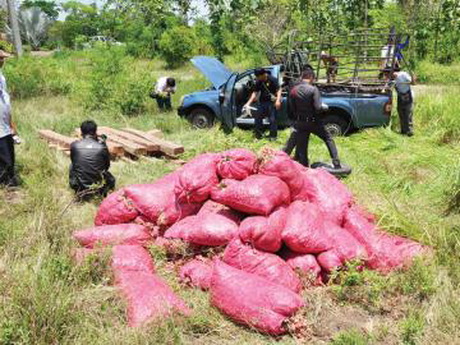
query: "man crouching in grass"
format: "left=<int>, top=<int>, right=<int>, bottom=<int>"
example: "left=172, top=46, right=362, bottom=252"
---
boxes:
left=69, top=120, right=115, bottom=201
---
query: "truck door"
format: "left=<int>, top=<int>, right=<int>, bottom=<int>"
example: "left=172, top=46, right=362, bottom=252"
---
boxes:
left=219, top=73, right=238, bottom=131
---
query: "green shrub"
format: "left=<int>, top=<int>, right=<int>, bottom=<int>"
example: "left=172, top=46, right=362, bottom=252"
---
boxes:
left=159, top=26, right=196, bottom=68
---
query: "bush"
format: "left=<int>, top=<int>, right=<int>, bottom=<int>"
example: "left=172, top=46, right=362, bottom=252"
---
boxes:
left=159, top=26, right=196, bottom=68
left=4, top=56, right=74, bottom=98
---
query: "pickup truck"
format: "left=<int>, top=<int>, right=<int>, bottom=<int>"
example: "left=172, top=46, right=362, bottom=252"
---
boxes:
left=177, top=56, right=393, bottom=136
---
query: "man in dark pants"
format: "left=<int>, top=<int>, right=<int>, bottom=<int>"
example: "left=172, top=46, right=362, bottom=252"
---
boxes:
left=393, top=69, right=414, bottom=136
left=70, top=120, right=115, bottom=200
left=286, top=69, right=341, bottom=168
left=0, top=49, right=19, bottom=187
left=153, top=77, right=176, bottom=111
left=244, top=68, right=282, bottom=140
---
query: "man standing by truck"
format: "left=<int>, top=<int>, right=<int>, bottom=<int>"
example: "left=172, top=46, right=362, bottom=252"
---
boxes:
left=244, top=68, right=282, bottom=140
left=393, top=68, right=414, bottom=136
left=286, top=68, right=341, bottom=168
left=152, top=77, right=176, bottom=111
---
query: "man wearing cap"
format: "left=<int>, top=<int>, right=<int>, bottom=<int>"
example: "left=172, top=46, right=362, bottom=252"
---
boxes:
left=244, top=68, right=282, bottom=140
left=392, top=68, right=414, bottom=136
left=0, top=50, right=19, bottom=187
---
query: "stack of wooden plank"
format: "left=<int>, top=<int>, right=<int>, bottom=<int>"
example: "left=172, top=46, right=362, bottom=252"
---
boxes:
left=38, top=127, right=184, bottom=159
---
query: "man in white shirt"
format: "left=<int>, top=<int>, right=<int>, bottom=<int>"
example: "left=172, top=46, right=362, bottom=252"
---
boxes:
left=393, top=69, right=414, bottom=136
left=0, top=50, right=18, bottom=187
left=153, top=77, right=176, bottom=110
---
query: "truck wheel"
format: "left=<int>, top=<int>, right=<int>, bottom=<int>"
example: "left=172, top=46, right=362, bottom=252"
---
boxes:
left=188, top=108, right=215, bottom=129
left=323, top=115, right=350, bottom=137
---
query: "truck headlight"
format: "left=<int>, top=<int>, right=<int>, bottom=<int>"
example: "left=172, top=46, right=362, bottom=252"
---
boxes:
left=179, top=96, right=185, bottom=106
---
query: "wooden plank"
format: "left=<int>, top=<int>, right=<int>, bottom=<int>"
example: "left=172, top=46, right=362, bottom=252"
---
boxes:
left=39, top=129, right=76, bottom=148
left=97, top=128, right=147, bottom=156
left=122, top=128, right=184, bottom=156
left=100, top=127, right=159, bottom=152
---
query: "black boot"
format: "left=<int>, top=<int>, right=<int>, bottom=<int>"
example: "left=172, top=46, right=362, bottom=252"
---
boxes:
left=332, top=159, right=341, bottom=169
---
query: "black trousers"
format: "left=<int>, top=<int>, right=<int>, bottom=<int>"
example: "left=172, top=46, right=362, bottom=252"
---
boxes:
left=397, top=96, right=414, bottom=135
left=0, top=135, right=16, bottom=186
left=293, top=120, right=339, bottom=167
left=156, top=96, right=172, bottom=110
left=70, top=171, right=116, bottom=200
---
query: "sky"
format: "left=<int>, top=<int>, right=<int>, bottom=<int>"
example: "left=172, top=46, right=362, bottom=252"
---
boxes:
left=57, top=0, right=209, bottom=20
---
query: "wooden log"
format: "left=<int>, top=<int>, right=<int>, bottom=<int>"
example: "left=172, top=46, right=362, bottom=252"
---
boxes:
left=97, top=128, right=147, bottom=156
left=100, top=127, right=159, bottom=152
left=51, top=128, right=125, bottom=158
left=121, top=128, right=184, bottom=156
left=39, top=129, right=76, bottom=149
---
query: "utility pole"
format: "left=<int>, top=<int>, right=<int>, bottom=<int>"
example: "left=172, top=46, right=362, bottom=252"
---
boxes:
left=6, top=0, right=22, bottom=56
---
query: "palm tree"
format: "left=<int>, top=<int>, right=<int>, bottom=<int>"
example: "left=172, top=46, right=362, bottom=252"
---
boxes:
left=18, top=7, right=52, bottom=50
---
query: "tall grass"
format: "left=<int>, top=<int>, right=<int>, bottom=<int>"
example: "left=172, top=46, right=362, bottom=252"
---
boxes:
left=0, top=49, right=460, bottom=344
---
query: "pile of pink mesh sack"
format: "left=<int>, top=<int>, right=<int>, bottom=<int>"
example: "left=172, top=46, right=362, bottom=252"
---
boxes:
left=72, top=148, right=429, bottom=335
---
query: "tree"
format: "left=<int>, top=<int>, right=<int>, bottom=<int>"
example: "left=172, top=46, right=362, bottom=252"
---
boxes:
left=19, top=7, right=52, bottom=50
left=158, top=25, right=196, bottom=68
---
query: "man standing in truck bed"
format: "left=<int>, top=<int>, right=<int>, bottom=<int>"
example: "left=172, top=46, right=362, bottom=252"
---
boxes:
left=286, top=68, right=341, bottom=168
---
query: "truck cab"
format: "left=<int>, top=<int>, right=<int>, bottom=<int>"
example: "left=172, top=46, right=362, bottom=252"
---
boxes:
left=178, top=56, right=392, bottom=135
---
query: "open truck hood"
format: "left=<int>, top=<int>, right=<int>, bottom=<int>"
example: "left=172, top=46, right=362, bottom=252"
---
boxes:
left=191, top=56, right=233, bottom=89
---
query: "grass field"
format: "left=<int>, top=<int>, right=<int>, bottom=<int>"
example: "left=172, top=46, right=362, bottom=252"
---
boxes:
left=0, top=51, right=459, bottom=344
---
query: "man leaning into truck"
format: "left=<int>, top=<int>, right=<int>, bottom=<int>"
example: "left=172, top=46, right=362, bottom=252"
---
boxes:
left=244, top=68, right=282, bottom=140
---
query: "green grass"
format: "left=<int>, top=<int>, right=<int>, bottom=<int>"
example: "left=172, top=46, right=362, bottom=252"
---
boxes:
left=1, top=50, right=460, bottom=344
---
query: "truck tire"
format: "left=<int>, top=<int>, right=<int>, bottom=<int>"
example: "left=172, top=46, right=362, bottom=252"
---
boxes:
left=188, top=107, right=215, bottom=129
left=322, top=115, right=350, bottom=137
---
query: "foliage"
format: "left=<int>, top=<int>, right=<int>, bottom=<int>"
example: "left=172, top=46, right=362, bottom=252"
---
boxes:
left=21, top=0, right=60, bottom=20
left=159, top=26, right=196, bottom=68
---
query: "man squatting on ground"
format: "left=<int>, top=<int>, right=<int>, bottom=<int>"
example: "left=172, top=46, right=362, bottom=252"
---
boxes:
left=0, top=49, right=19, bottom=187
left=154, top=76, right=176, bottom=110
left=69, top=120, right=115, bottom=199
left=244, top=68, right=282, bottom=140
left=283, top=68, right=342, bottom=168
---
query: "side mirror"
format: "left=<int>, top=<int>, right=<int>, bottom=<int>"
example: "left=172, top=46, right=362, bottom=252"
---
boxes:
left=219, top=92, right=225, bottom=104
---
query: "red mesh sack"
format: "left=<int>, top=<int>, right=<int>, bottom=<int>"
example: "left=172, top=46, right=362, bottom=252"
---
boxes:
left=175, top=153, right=219, bottom=203
left=216, top=148, right=257, bottom=180
left=210, top=260, right=304, bottom=335
left=111, top=245, right=155, bottom=274
left=95, top=189, right=139, bottom=226
left=73, top=224, right=152, bottom=248
left=179, top=258, right=214, bottom=290
left=298, top=169, right=353, bottom=224
left=198, top=200, right=243, bottom=224
left=317, top=251, right=343, bottom=273
left=283, top=201, right=333, bottom=254
left=281, top=250, right=322, bottom=285
left=257, top=148, right=306, bottom=200
left=115, top=270, right=191, bottom=327
left=164, top=212, right=239, bottom=246
left=238, top=206, right=287, bottom=253
left=223, top=239, right=301, bottom=292
left=211, top=175, right=290, bottom=216
left=343, top=206, right=428, bottom=273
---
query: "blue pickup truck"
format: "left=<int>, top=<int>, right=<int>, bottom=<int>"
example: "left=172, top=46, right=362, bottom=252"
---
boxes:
left=178, top=56, right=393, bottom=136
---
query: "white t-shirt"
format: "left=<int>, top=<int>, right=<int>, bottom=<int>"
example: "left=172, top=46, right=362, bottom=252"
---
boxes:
left=394, top=71, right=413, bottom=97
left=0, top=73, right=12, bottom=139
left=155, top=77, right=176, bottom=94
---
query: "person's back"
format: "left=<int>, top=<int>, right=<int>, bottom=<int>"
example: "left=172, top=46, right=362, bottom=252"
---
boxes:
left=70, top=137, right=110, bottom=189
left=289, top=81, right=322, bottom=122
left=69, top=120, right=114, bottom=198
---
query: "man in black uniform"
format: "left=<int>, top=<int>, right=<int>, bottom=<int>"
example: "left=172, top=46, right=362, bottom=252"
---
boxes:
left=69, top=120, right=115, bottom=199
left=244, top=68, right=282, bottom=140
left=286, top=69, right=341, bottom=168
